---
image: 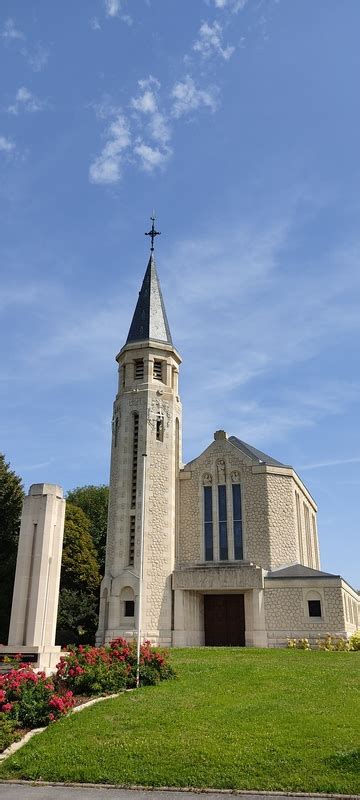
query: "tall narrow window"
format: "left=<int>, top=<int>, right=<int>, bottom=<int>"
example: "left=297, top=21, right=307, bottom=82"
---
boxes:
left=122, top=365, right=126, bottom=388
left=113, top=416, right=119, bottom=448
left=156, top=414, right=164, bottom=442
left=153, top=360, right=163, bottom=381
left=304, top=503, right=312, bottom=566
left=312, top=515, right=319, bottom=569
left=204, top=486, right=213, bottom=561
left=131, top=413, right=139, bottom=508
left=296, top=491, right=304, bottom=563
left=134, top=359, right=144, bottom=380
left=218, top=485, right=228, bottom=560
left=129, top=515, right=135, bottom=566
left=232, top=484, right=243, bottom=560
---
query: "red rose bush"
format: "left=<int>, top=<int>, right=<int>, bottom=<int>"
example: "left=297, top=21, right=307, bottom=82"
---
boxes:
left=0, top=667, right=74, bottom=728
left=55, top=637, right=175, bottom=695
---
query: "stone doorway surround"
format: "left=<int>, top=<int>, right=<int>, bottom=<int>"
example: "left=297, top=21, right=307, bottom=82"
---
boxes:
left=172, top=563, right=268, bottom=648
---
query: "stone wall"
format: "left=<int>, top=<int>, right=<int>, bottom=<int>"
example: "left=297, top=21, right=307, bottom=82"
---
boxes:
left=178, top=435, right=318, bottom=571
left=264, top=577, right=359, bottom=647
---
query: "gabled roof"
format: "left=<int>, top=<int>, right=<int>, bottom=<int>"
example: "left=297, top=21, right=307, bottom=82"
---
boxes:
left=266, top=563, right=339, bottom=579
left=229, top=436, right=287, bottom=467
left=126, top=254, right=173, bottom=345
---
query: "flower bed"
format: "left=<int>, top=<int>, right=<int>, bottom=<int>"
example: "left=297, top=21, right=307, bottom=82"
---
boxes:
left=55, top=638, right=175, bottom=695
left=0, top=639, right=175, bottom=753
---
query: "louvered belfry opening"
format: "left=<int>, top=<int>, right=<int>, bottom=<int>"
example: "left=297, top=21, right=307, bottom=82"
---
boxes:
left=129, top=515, right=135, bottom=567
left=134, top=359, right=144, bottom=380
left=131, top=413, right=139, bottom=508
left=153, top=360, right=163, bottom=381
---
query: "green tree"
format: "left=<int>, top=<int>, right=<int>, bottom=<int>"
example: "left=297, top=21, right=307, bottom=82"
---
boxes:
left=56, top=503, right=101, bottom=646
left=0, top=455, right=24, bottom=643
left=66, top=485, right=109, bottom=575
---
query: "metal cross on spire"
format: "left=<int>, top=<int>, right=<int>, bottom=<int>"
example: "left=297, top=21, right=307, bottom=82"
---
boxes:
left=145, top=213, right=161, bottom=252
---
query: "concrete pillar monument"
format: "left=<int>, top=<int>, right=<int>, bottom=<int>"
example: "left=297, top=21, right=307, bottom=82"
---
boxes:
left=0, top=483, right=66, bottom=672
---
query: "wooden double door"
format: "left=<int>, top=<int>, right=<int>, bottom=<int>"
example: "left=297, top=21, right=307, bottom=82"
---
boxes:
left=204, top=594, right=245, bottom=647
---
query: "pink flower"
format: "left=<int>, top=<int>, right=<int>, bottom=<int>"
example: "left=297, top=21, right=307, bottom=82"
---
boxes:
left=2, top=703, right=13, bottom=713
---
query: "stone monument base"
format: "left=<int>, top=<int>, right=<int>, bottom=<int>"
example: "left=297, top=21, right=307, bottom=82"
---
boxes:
left=0, top=645, right=62, bottom=674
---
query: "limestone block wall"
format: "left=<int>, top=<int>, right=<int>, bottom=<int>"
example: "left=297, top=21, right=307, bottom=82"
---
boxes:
left=264, top=578, right=358, bottom=647
left=178, top=436, right=317, bottom=572
left=178, top=438, right=272, bottom=567
left=264, top=472, right=299, bottom=568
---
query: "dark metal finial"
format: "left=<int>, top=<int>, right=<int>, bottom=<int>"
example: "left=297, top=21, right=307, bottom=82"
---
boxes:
left=145, top=213, right=161, bottom=252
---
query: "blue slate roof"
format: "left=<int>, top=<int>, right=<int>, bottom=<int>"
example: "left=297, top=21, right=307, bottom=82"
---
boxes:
left=126, top=254, right=173, bottom=345
left=229, top=436, right=287, bottom=467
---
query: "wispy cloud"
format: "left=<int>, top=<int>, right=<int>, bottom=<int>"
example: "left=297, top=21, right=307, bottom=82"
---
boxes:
left=1, top=19, right=49, bottom=72
left=193, top=21, right=235, bottom=60
left=104, top=0, right=120, bottom=17
left=90, top=16, right=101, bottom=30
left=300, top=457, right=360, bottom=470
left=104, top=0, right=132, bottom=25
left=0, top=135, right=15, bottom=154
left=211, top=0, right=248, bottom=11
left=1, top=18, right=24, bottom=41
left=23, top=42, right=49, bottom=72
left=7, top=86, right=45, bottom=115
left=131, top=76, right=171, bottom=146
left=133, top=142, right=170, bottom=172
left=89, top=108, right=131, bottom=184
left=171, top=76, right=218, bottom=117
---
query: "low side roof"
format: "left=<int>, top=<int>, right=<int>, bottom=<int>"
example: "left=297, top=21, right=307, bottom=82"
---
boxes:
left=266, top=563, right=339, bottom=579
left=229, top=435, right=288, bottom=467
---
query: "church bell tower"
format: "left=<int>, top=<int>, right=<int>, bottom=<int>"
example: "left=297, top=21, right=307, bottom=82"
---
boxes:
left=96, top=218, right=182, bottom=646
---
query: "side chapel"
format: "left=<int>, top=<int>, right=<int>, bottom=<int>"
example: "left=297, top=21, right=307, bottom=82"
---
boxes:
left=96, top=223, right=359, bottom=648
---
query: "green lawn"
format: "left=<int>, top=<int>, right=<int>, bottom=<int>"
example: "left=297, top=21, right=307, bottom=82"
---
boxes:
left=1, top=649, right=359, bottom=793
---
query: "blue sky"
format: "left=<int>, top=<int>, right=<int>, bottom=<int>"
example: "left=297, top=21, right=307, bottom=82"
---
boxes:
left=1, top=0, right=359, bottom=587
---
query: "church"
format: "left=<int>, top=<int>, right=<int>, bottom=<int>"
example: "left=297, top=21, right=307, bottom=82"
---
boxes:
left=96, top=223, right=359, bottom=649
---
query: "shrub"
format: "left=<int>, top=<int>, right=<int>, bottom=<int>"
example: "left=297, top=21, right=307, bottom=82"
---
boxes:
left=0, top=667, right=74, bottom=727
left=55, top=638, right=176, bottom=695
left=0, top=712, right=20, bottom=752
left=349, top=630, right=360, bottom=651
left=318, top=634, right=350, bottom=651
left=297, top=638, right=310, bottom=650
left=55, top=645, right=129, bottom=695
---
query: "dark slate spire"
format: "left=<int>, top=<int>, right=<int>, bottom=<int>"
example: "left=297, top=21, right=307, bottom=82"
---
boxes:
left=126, top=253, right=173, bottom=345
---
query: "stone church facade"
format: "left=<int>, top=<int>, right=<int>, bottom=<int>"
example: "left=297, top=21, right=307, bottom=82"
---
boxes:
left=96, top=241, right=359, bottom=649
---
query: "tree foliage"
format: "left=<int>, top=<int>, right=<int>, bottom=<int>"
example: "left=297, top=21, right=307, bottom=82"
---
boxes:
left=0, top=455, right=24, bottom=643
left=56, top=503, right=101, bottom=646
left=66, top=485, right=109, bottom=575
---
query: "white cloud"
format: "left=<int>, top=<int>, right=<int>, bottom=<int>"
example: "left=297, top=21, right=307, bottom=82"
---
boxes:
left=193, top=21, right=235, bottom=60
left=134, top=142, right=171, bottom=172
left=0, top=135, right=15, bottom=154
left=171, top=76, right=218, bottom=117
left=131, top=77, right=171, bottom=146
left=300, top=457, right=360, bottom=471
left=212, top=0, right=248, bottom=10
left=105, top=0, right=120, bottom=17
left=90, top=16, right=101, bottom=30
left=89, top=111, right=131, bottom=184
left=1, top=18, right=24, bottom=41
left=132, top=89, right=157, bottom=115
left=8, top=87, right=45, bottom=115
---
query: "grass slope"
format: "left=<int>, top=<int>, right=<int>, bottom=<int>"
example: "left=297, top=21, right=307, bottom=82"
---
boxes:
left=0, top=649, right=359, bottom=793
